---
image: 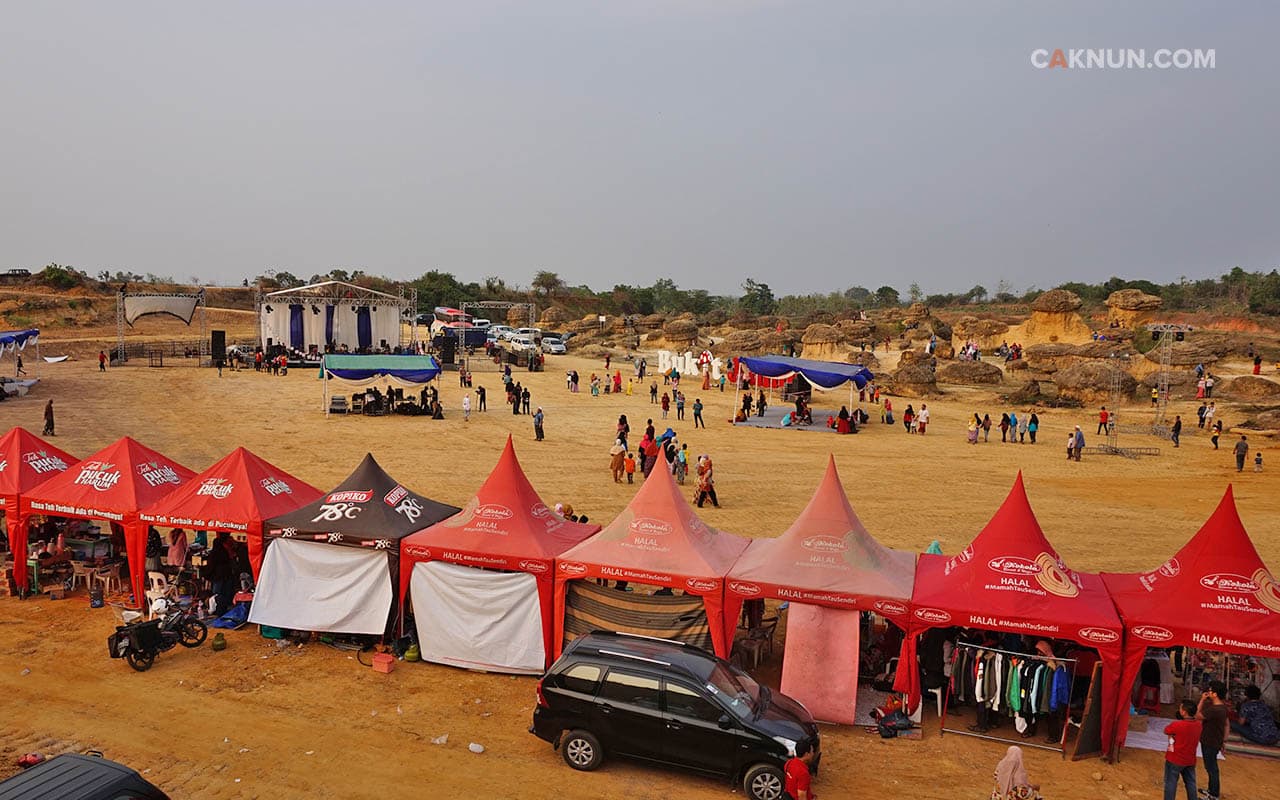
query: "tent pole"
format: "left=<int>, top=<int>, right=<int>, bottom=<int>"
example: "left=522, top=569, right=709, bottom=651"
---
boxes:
left=323, top=365, right=329, bottom=414
left=732, top=363, right=741, bottom=424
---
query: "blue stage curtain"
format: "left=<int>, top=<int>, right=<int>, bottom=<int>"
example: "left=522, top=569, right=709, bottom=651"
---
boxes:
left=289, top=305, right=304, bottom=350
left=356, top=307, right=372, bottom=350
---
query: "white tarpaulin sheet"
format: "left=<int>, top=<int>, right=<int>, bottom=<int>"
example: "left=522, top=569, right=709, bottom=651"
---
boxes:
left=124, top=295, right=200, bottom=325
left=249, top=539, right=392, bottom=634
left=411, top=561, right=545, bottom=674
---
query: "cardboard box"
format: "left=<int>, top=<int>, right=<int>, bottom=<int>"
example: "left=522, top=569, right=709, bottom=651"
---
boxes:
left=372, top=653, right=395, bottom=674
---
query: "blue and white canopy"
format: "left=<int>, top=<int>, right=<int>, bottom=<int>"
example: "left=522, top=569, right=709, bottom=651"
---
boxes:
left=738, top=355, right=873, bottom=390
left=0, top=328, right=38, bottom=355
left=320, top=354, right=441, bottom=383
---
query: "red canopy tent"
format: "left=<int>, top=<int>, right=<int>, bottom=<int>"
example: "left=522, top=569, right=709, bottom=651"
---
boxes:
left=725, top=455, right=916, bottom=722
left=398, top=436, right=599, bottom=672
left=0, top=427, right=77, bottom=592
left=17, top=437, right=195, bottom=602
left=893, top=474, right=1124, bottom=754
left=724, top=455, right=916, bottom=627
left=138, top=446, right=323, bottom=577
left=1102, top=486, right=1280, bottom=757
left=553, top=465, right=750, bottom=660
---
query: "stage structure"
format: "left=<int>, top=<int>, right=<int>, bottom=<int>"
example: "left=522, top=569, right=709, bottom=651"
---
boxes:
left=1147, top=323, right=1194, bottom=437
left=1085, top=353, right=1159, bottom=459
left=116, top=289, right=207, bottom=364
left=257, top=281, right=417, bottom=354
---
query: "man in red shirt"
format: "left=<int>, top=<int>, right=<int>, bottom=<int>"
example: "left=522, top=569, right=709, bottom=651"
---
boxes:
left=1097, top=406, right=1109, bottom=435
left=783, top=740, right=817, bottom=800
left=1163, top=700, right=1202, bottom=800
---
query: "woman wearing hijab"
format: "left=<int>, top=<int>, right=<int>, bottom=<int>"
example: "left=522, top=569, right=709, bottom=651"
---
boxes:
left=990, top=746, right=1041, bottom=800
left=609, top=440, right=626, bottom=483
left=167, top=528, right=189, bottom=570
left=695, top=455, right=720, bottom=508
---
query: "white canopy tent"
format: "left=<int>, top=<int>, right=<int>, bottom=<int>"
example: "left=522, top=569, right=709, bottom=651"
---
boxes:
left=257, top=281, right=418, bottom=353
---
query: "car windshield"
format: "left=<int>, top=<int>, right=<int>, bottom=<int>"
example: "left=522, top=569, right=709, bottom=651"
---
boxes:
left=705, top=663, right=762, bottom=720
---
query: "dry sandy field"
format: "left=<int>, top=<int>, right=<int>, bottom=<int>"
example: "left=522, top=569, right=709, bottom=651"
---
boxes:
left=1, top=330, right=1277, bottom=799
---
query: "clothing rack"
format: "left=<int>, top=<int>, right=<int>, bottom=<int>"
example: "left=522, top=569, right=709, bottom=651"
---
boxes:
left=941, top=642, right=1080, bottom=755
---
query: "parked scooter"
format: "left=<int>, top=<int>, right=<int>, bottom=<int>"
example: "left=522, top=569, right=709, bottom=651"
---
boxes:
left=108, top=599, right=207, bottom=672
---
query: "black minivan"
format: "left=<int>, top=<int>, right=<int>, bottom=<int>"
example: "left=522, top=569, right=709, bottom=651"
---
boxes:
left=530, top=631, right=819, bottom=800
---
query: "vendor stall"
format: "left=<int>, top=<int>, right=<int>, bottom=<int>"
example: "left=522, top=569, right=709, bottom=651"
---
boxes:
left=398, top=436, right=599, bottom=673
left=0, top=427, right=77, bottom=593
left=1102, top=486, right=1280, bottom=759
left=16, top=437, right=194, bottom=602
left=553, top=467, right=750, bottom=660
left=724, top=455, right=916, bottom=723
left=251, top=454, right=458, bottom=635
left=894, top=474, right=1124, bottom=758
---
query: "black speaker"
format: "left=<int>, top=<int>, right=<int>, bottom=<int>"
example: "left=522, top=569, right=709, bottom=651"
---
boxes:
left=439, top=337, right=456, bottom=364
left=1175, top=331, right=1185, bottom=341
left=211, top=330, right=226, bottom=359
left=1152, top=332, right=1160, bottom=341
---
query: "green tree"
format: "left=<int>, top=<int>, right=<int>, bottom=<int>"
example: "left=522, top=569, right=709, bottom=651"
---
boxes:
left=1248, top=270, right=1280, bottom=315
left=411, top=270, right=469, bottom=312
left=874, top=285, right=900, bottom=307
left=843, top=286, right=873, bottom=306
left=908, top=283, right=923, bottom=303
left=532, top=270, right=565, bottom=298
left=965, top=284, right=988, bottom=304
left=740, top=279, right=777, bottom=315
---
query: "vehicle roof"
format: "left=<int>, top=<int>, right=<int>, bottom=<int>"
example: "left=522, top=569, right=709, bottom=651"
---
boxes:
left=0, top=754, right=167, bottom=800
left=561, top=632, right=717, bottom=682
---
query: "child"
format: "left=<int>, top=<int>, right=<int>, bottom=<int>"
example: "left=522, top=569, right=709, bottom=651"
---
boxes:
left=676, top=444, right=689, bottom=484
left=1256, top=452, right=1264, bottom=472
left=624, top=453, right=636, bottom=484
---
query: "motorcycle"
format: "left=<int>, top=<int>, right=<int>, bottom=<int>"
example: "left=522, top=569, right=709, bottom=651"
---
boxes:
left=107, top=599, right=208, bottom=672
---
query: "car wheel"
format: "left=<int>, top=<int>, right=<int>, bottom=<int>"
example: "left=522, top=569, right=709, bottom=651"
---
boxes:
left=560, top=729, right=603, bottom=771
left=743, top=763, right=786, bottom=800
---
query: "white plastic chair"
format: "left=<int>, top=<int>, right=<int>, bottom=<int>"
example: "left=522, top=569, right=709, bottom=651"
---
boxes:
left=93, top=563, right=123, bottom=595
left=69, top=560, right=95, bottom=590
left=145, top=570, right=174, bottom=616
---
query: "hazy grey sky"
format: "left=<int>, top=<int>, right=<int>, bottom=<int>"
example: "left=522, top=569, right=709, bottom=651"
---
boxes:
left=3, top=1, right=1276, bottom=296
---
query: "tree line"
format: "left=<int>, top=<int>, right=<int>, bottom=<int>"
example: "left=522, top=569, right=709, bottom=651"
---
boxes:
left=28, top=263, right=1280, bottom=318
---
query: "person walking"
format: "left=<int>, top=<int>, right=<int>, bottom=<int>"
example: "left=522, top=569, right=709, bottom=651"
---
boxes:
left=533, top=407, right=545, bottom=441
left=757, top=389, right=767, bottom=418
left=616, top=414, right=631, bottom=451
left=1210, top=419, right=1222, bottom=450
left=42, top=399, right=55, bottom=436
left=650, top=381, right=658, bottom=404
left=1028, top=412, right=1039, bottom=444
left=1018, top=413, right=1029, bottom=443
left=692, top=398, right=705, bottom=429
left=623, top=452, right=636, bottom=484
left=609, top=440, right=626, bottom=483
left=694, top=455, right=720, bottom=508
left=999, top=413, right=1011, bottom=442
left=1196, top=402, right=1207, bottom=429
left=15, top=354, right=26, bottom=376
left=476, top=385, right=486, bottom=412
left=675, top=392, right=686, bottom=421
left=882, top=398, right=893, bottom=425
left=1234, top=435, right=1249, bottom=471
left=1163, top=700, right=1201, bottom=800
left=903, top=405, right=915, bottom=434
left=1196, top=681, right=1228, bottom=800
left=982, top=413, right=992, bottom=442
left=1203, top=401, right=1215, bottom=428
left=522, top=387, right=531, bottom=415
left=1072, top=426, right=1085, bottom=461
left=660, top=392, right=670, bottom=419
left=917, top=404, right=930, bottom=434
left=1170, top=415, right=1182, bottom=447
left=1008, top=411, right=1018, bottom=443
left=1097, top=406, right=1109, bottom=435
left=461, top=394, right=471, bottom=422
left=99, top=350, right=108, bottom=371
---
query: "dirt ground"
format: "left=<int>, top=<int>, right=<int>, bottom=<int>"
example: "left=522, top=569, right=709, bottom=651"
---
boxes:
left=1, top=326, right=1278, bottom=799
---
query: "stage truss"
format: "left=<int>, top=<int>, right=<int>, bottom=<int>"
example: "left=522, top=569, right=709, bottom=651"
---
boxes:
left=116, top=290, right=207, bottom=364
left=1085, top=352, right=1160, bottom=459
left=255, top=281, right=418, bottom=350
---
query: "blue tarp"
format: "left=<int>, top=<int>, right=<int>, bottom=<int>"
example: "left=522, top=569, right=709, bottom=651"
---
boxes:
left=320, top=354, right=441, bottom=383
left=738, top=355, right=873, bottom=390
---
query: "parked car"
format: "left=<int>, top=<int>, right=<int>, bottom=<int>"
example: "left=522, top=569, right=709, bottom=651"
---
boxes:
left=471, top=318, right=492, bottom=329
left=0, top=753, right=169, bottom=799
left=490, top=325, right=514, bottom=341
left=514, top=327, right=543, bottom=342
left=541, top=336, right=566, bottom=355
left=508, top=334, right=537, bottom=353
left=530, top=631, right=819, bottom=800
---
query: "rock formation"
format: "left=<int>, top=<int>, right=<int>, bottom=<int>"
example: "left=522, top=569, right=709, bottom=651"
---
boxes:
left=936, top=361, right=1004, bottom=385
left=1105, top=289, right=1162, bottom=329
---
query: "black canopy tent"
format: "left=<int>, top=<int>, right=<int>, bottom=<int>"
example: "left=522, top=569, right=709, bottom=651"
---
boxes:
left=249, top=454, right=460, bottom=635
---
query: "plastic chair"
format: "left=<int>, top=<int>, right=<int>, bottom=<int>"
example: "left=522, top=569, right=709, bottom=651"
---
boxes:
left=145, top=570, right=175, bottom=616
left=94, top=563, right=123, bottom=595
left=69, top=560, right=95, bottom=590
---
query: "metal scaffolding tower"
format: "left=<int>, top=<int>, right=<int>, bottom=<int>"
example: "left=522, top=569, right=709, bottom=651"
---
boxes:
left=1085, top=352, right=1160, bottom=458
left=1146, top=323, right=1194, bottom=437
